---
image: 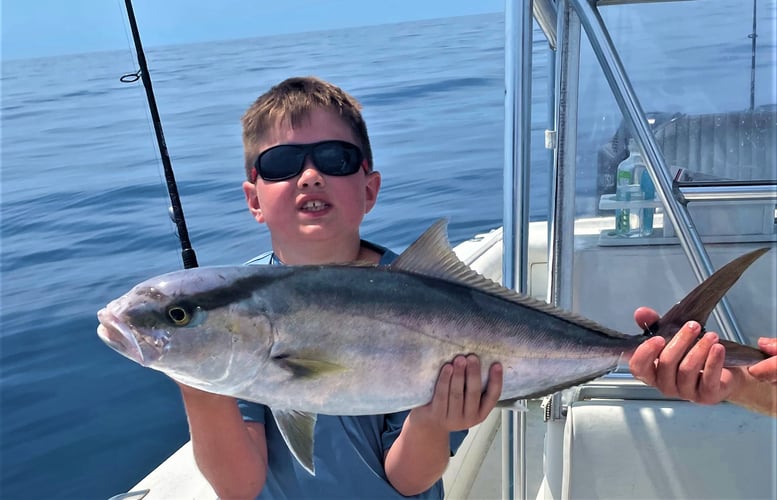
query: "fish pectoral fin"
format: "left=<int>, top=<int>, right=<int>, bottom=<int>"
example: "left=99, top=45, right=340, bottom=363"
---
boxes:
left=495, top=398, right=529, bottom=412
left=272, top=354, right=346, bottom=379
left=272, top=409, right=317, bottom=475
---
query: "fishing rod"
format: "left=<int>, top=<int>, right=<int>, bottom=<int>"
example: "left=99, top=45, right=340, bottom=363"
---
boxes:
left=748, top=0, right=757, bottom=111
left=120, top=0, right=199, bottom=269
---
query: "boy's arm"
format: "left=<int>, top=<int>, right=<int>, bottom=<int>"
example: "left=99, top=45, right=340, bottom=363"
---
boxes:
left=384, top=356, right=503, bottom=496
left=178, top=384, right=269, bottom=499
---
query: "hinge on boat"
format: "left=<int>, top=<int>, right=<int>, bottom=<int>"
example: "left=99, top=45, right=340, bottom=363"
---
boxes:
left=541, top=393, right=566, bottom=421
left=545, top=129, right=557, bottom=149
left=541, top=395, right=553, bottom=422
left=541, top=391, right=572, bottom=421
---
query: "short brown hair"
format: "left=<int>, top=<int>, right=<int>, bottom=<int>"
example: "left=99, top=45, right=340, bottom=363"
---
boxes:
left=241, top=76, right=373, bottom=181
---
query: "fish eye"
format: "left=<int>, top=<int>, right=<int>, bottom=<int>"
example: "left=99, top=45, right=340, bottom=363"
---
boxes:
left=167, top=305, right=191, bottom=326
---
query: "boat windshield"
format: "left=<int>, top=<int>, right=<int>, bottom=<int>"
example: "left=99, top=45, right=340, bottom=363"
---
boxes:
left=546, top=0, right=776, bottom=345
left=582, top=0, right=776, bottom=210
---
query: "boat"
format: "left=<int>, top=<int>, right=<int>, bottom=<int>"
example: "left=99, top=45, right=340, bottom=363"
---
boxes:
left=113, top=0, right=776, bottom=498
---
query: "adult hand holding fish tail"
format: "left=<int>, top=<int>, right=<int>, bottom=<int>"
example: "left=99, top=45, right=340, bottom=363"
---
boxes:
left=96, top=76, right=774, bottom=500
left=630, top=308, right=777, bottom=416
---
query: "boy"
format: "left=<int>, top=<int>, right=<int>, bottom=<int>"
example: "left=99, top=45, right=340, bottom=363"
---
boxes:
left=176, top=76, right=504, bottom=499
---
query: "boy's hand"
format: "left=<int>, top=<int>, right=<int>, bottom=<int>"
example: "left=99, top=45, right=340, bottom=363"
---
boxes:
left=629, top=307, right=746, bottom=404
left=385, top=355, right=503, bottom=494
left=409, top=355, right=503, bottom=432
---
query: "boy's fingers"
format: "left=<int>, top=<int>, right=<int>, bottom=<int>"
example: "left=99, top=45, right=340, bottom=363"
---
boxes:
left=479, top=363, right=503, bottom=420
left=463, top=355, right=483, bottom=419
left=447, top=356, right=467, bottom=417
left=432, top=364, right=453, bottom=412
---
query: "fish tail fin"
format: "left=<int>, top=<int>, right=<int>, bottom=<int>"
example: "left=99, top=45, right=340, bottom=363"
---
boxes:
left=651, top=247, right=769, bottom=337
left=649, top=247, right=771, bottom=366
left=719, top=339, right=769, bottom=366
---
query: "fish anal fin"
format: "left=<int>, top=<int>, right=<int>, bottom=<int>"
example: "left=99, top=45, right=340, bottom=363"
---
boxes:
left=272, top=409, right=317, bottom=475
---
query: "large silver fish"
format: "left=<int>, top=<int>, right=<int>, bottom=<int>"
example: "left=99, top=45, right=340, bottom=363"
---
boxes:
left=96, top=220, right=769, bottom=474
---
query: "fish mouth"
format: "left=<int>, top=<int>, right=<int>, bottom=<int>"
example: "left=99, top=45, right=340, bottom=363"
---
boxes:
left=97, top=308, right=147, bottom=366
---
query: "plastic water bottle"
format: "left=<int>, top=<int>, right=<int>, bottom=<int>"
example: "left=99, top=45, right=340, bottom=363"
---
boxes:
left=640, top=168, right=655, bottom=236
left=614, top=144, right=637, bottom=235
left=614, top=139, right=654, bottom=237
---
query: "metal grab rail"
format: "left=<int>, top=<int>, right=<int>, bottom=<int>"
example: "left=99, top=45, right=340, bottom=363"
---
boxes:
left=503, top=0, right=535, bottom=498
left=678, top=184, right=777, bottom=203
left=533, top=0, right=558, bottom=49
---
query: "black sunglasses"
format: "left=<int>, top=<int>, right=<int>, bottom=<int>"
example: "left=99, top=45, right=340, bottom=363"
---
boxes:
left=253, top=140, right=366, bottom=182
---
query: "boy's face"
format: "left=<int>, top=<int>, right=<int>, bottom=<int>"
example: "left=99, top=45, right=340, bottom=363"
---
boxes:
left=243, top=107, right=381, bottom=252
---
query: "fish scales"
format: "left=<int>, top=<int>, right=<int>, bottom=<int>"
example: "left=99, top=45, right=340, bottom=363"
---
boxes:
left=218, top=265, right=639, bottom=413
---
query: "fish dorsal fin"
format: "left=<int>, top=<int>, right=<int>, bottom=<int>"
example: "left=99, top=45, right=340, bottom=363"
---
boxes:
left=391, top=218, right=495, bottom=288
left=272, top=409, right=317, bottom=475
left=392, top=219, right=628, bottom=338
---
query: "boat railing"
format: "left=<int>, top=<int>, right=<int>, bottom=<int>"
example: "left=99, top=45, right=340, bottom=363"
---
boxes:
left=676, top=181, right=777, bottom=203
left=503, top=0, right=537, bottom=497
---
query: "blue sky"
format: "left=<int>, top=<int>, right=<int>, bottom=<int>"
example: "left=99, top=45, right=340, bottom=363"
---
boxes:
left=2, top=0, right=503, bottom=60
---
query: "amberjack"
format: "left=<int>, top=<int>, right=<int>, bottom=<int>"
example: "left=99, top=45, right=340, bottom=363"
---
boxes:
left=97, top=219, right=769, bottom=474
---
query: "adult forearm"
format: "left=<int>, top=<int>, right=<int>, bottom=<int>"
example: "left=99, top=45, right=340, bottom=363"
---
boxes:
left=384, top=413, right=450, bottom=496
left=179, top=385, right=267, bottom=499
left=725, top=376, right=777, bottom=417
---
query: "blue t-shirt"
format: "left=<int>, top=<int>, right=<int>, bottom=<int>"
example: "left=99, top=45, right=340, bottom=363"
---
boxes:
left=239, top=241, right=467, bottom=499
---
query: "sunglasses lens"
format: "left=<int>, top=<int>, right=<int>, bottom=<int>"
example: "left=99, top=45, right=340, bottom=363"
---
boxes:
left=255, top=141, right=364, bottom=181
left=257, top=146, right=304, bottom=181
left=313, top=142, right=363, bottom=176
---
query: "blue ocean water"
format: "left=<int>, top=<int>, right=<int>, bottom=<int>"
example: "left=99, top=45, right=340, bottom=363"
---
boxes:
left=0, top=14, right=512, bottom=500
left=1, top=4, right=775, bottom=499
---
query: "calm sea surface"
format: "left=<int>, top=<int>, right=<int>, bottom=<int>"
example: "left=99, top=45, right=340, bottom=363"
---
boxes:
left=2, top=4, right=775, bottom=499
